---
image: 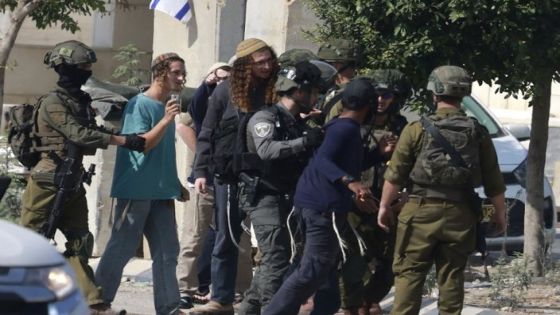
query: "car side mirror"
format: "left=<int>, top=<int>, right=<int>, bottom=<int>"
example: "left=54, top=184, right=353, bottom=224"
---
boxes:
left=505, top=124, right=531, bottom=142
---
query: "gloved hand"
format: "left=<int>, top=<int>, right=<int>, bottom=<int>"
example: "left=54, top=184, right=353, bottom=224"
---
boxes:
left=123, top=134, right=146, bottom=152
left=302, top=127, right=324, bottom=148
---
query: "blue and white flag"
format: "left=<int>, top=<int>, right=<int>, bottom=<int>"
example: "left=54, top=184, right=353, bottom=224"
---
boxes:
left=149, top=0, right=192, bottom=24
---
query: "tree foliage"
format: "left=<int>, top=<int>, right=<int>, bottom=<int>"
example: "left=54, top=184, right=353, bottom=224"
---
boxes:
left=112, top=44, right=149, bottom=86
left=305, top=0, right=560, bottom=276
left=0, top=0, right=106, bottom=32
left=305, top=0, right=560, bottom=99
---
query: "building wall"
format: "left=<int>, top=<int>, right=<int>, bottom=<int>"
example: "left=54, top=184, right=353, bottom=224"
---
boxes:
left=2, top=1, right=153, bottom=105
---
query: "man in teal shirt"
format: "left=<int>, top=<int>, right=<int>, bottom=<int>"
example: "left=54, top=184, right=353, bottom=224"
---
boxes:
left=95, top=53, right=189, bottom=315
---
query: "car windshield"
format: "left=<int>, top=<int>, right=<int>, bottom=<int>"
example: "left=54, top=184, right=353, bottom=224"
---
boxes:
left=461, top=96, right=505, bottom=138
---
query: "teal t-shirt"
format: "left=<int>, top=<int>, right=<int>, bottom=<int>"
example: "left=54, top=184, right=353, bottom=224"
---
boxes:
left=111, top=93, right=181, bottom=200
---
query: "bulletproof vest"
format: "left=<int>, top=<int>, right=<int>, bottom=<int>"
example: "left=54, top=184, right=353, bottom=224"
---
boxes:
left=362, top=114, right=408, bottom=194
left=210, top=106, right=262, bottom=183
left=409, top=114, right=482, bottom=201
left=258, top=105, right=310, bottom=193
left=35, top=89, right=97, bottom=163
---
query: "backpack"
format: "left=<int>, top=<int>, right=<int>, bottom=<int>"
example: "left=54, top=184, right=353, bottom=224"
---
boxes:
left=7, top=103, right=41, bottom=168
left=7, top=92, right=64, bottom=168
left=410, top=114, right=481, bottom=188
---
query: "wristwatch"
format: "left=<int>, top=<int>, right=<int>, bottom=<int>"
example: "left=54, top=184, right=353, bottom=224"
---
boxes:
left=341, top=175, right=358, bottom=186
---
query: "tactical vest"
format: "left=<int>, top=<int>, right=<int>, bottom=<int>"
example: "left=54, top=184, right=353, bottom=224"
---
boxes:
left=409, top=114, right=482, bottom=201
left=362, top=114, right=408, bottom=194
left=255, top=105, right=311, bottom=193
left=33, top=89, right=98, bottom=174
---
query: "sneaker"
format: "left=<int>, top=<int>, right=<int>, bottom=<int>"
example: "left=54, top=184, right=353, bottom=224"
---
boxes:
left=89, top=303, right=127, bottom=315
left=188, top=300, right=234, bottom=314
left=180, top=295, right=195, bottom=309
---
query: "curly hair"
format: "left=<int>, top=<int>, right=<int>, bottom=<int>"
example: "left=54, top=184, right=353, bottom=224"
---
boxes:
left=230, top=48, right=278, bottom=112
left=152, top=56, right=186, bottom=82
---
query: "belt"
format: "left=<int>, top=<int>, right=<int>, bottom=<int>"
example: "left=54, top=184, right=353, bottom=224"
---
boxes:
left=407, top=195, right=458, bottom=205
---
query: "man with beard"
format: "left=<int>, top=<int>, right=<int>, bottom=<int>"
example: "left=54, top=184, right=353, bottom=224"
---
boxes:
left=191, top=38, right=278, bottom=315
left=237, top=60, right=327, bottom=315
left=20, top=40, right=145, bottom=314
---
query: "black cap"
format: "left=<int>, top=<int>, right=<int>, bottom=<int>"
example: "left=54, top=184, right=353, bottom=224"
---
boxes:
left=342, top=78, right=378, bottom=111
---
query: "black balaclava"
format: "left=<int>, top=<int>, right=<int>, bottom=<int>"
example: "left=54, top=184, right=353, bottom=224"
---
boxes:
left=55, top=64, right=92, bottom=97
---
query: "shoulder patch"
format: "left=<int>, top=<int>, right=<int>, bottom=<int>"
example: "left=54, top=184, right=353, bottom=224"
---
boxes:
left=254, top=122, right=273, bottom=137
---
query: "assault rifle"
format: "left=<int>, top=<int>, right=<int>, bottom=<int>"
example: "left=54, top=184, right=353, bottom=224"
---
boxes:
left=42, top=144, right=96, bottom=239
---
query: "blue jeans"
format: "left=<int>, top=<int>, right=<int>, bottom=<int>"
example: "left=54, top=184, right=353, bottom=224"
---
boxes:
left=95, top=199, right=180, bottom=315
left=210, top=182, right=244, bottom=304
left=263, top=207, right=342, bottom=315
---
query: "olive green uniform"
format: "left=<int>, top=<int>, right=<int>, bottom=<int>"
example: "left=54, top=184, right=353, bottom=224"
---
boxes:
left=384, top=108, right=505, bottom=315
left=20, top=88, right=111, bottom=305
left=338, top=114, right=407, bottom=310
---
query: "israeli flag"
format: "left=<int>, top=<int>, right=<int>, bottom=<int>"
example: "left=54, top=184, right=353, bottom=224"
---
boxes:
left=149, top=0, right=192, bottom=24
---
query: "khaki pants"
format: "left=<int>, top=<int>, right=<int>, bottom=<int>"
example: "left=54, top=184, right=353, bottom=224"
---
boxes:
left=391, top=200, right=476, bottom=315
left=176, top=187, right=253, bottom=296
left=20, top=177, right=103, bottom=305
left=177, top=186, right=215, bottom=295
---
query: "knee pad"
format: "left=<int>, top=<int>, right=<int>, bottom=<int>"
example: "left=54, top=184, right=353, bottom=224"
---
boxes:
left=64, top=231, right=94, bottom=258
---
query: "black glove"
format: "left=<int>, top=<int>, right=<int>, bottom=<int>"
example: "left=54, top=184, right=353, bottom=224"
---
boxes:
left=303, top=128, right=324, bottom=148
left=123, top=134, right=146, bottom=152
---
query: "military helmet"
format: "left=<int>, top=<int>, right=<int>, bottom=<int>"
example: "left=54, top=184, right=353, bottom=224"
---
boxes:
left=275, top=61, right=323, bottom=93
left=368, top=69, right=412, bottom=99
left=427, top=65, right=472, bottom=97
left=278, top=49, right=319, bottom=67
left=44, top=40, right=97, bottom=68
left=317, top=39, right=360, bottom=63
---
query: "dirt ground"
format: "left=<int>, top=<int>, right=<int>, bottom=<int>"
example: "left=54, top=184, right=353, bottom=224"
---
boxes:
left=462, top=254, right=560, bottom=314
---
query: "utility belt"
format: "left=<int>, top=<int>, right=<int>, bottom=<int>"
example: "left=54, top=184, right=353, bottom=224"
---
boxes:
left=238, top=172, right=294, bottom=206
left=407, top=195, right=463, bottom=206
left=410, top=183, right=469, bottom=202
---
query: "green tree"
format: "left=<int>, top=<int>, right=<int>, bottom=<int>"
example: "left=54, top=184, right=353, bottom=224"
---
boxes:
left=112, top=44, right=149, bottom=86
left=0, top=0, right=132, bottom=119
left=305, top=0, right=560, bottom=275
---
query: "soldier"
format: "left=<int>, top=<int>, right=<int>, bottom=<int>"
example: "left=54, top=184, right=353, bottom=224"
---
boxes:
left=338, top=69, right=411, bottom=315
left=20, top=40, right=145, bottom=314
left=316, top=39, right=361, bottom=124
left=191, top=38, right=278, bottom=315
left=264, top=79, right=388, bottom=315
left=378, top=65, right=507, bottom=315
left=237, top=60, right=326, bottom=315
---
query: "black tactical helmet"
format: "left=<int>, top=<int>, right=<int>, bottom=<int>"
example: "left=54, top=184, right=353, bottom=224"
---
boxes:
left=427, top=65, right=472, bottom=97
left=44, top=40, right=97, bottom=68
left=278, top=49, right=319, bottom=67
left=317, top=39, right=361, bottom=64
left=342, top=78, right=378, bottom=111
left=275, top=61, right=323, bottom=93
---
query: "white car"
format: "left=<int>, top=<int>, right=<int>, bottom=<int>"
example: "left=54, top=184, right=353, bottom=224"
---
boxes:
left=461, top=96, right=556, bottom=253
left=0, top=219, right=89, bottom=314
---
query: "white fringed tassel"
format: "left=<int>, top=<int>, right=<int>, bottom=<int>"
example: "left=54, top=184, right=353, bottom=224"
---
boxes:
left=286, top=207, right=297, bottom=263
left=332, top=212, right=348, bottom=263
left=226, top=185, right=245, bottom=253
left=349, top=222, right=367, bottom=256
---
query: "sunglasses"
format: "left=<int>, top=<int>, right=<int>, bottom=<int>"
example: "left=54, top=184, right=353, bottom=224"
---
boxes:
left=377, top=90, right=394, bottom=100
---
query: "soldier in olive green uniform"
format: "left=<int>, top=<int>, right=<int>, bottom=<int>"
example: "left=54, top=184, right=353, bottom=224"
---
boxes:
left=377, top=65, right=507, bottom=315
left=20, top=40, right=145, bottom=314
left=315, top=39, right=361, bottom=125
left=338, top=70, right=411, bottom=315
